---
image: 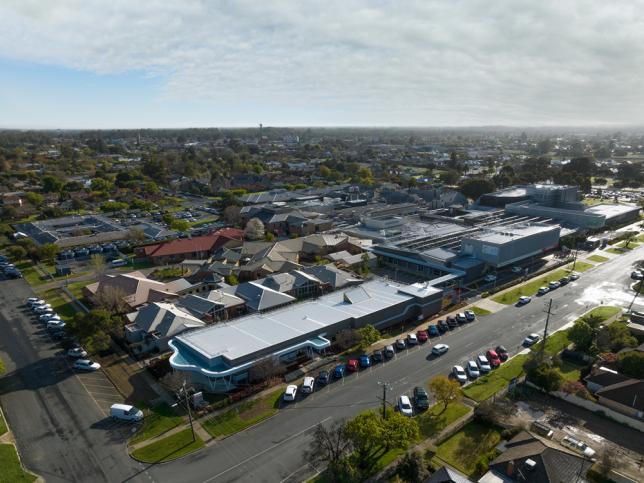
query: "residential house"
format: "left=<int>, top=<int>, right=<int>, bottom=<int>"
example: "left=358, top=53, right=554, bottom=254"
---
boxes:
left=595, top=379, right=644, bottom=420
left=135, top=228, right=244, bottom=264
left=481, top=431, right=592, bottom=483
left=328, top=250, right=377, bottom=271
left=302, top=264, right=363, bottom=290
left=257, top=270, right=323, bottom=298
left=425, top=466, right=472, bottom=483
left=125, top=302, right=205, bottom=355
left=176, top=291, right=246, bottom=322
left=584, top=367, right=632, bottom=393
left=221, top=281, right=296, bottom=312
left=83, top=271, right=198, bottom=310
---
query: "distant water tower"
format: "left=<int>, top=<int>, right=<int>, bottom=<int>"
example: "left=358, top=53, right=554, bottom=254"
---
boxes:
left=259, top=123, right=263, bottom=138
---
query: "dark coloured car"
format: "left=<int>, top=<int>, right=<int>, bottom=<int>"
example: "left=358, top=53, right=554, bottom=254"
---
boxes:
left=428, top=325, right=440, bottom=337
left=333, top=364, right=346, bottom=379
left=464, top=310, right=476, bottom=321
left=559, top=277, right=569, bottom=286
left=413, top=386, right=430, bottom=411
left=317, top=370, right=330, bottom=385
left=438, top=320, right=449, bottom=333
left=417, top=330, right=428, bottom=343
left=372, top=350, right=383, bottom=363
left=447, top=316, right=458, bottom=329
left=495, top=345, right=509, bottom=361
left=359, top=355, right=371, bottom=368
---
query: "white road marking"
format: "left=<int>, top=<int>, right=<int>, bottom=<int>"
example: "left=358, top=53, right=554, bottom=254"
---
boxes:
left=203, top=417, right=333, bottom=483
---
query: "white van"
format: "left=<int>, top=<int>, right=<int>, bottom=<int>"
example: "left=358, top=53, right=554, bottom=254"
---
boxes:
left=301, top=376, right=315, bottom=394
left=110, top=259, right=128, bottom=267
left=110, top=403, right=144, bottom=422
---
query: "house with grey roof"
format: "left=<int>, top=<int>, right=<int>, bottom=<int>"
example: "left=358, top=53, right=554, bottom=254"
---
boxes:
left=256, top=270, right=323, bottom=298
left=303, top=263, right=363, bottom=290
left=425, top=466, right=472, bottom=483
left=125, top=302, right=206, bottom=355
left=176, top=291, right=246, bottom=322
left=221, top=281, right=296, bottom=312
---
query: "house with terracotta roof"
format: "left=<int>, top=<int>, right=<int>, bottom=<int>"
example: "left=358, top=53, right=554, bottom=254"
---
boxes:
left=135, top=228, right=243, bottom=265
left=83, top=271, right=199, bottom=309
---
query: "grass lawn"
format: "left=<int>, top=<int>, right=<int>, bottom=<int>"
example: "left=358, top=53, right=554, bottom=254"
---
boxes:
left=202, top=389, right=282, bottom=438
left=0, top=408, right=7, bottom=436
left=469, top=306, right=491, bottom=316
left=587, top=255, right=609, bottom=263
left=39, top=289, right=78, bottom=319
left=605, top=247, right=625, bottom=255
left=0, top=444, right=37, bottom=483
left=531, top=330, right=570, bottom=357
left=418, top=403, right=471, bottom=439
left=129, top=403, right=184, bottom=446
left=65, top=280, right=90, bottom=299
left=616, top=240, right=640, bottom=250
left=559, top=361, right=584, bottom=382
left=567, top=261, right=593, bottom=273
left=130, top=428, right=204, bottom=463
left=585, top=305, right=622, bottom=321
left=492, top=268, right=569, bottom=305
left=463, top=354, right=528, bottom=402
left=433, top=421, right=502, bottom=476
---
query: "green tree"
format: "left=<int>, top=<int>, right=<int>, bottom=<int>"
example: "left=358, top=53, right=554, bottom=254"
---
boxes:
left=382, top=408, right=419, bottom=451
left=37, top=243, right=60, bottom=262
left=42, top=175, right=64, bottom=193
left=618, top=351, right=644, bottom=379
left=100, top=201, right=129, bottom=212
left=345, top=411, right=384, bottom=463
left=439, top=169, right=460, bottom=185
left=66, top=310, right=120, bottom=354
left=395, top=451, right=429, bottom=483
left=357, top=324, right=380, bottom=349
left=529, top=363, right=564, bottom=391
left=568, top=319, right=594, bottom=352
left=428, top=375, right=462, bottom=412
left=307, top=421, right=354, bottom=482
left=91, top=178, right=113, bottom=192
left=25, top=191, right=44, bottom=207
left=459, top=178, right=496, bottom=201
left=7, top=245, right=27, bottom=260
left=170, top=219, right=190, bottom=232
left=226, top=274, right=239, bottom=285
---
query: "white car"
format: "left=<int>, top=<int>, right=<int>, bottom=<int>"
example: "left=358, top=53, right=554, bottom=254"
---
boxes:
left=283, top=384, right=298, bottom=402
left=34, top=304, right=53, bottom=314
left=47, top=320, right=66, bottom=329
left=569, top=273, right=580, bottom=281
left=73, top=359, right=101, bottom=371
left=523, top=333, right=541, bottom=347
left=477, top=354, right=491, bottom=373
left=67, top=347, right=88, bottom=358
left=518, top=296, right=531, bottom=305
left=484, top=274, right=497, bottom=282
left=398, top=395, right=413, bottom=417
left=466, top=360, right=480, bottom=379
left=537, top=286, right=549, bottom=295
left=432, top=344, right=449, bottom=356
left=406, top=333, right=418, bottom=345
left=39, top=313, right=59, bottom=322
left=452, top=365, right=467, bottom=384
left=562, top=436, right=596, bottom=457
left=26, top=297, right=41, bottom=306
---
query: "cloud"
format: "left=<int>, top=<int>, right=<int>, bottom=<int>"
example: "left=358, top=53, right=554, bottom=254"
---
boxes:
left=1, top=0, right=643, bottom=126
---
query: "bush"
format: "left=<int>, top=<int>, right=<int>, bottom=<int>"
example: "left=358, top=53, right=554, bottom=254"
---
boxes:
left=528, top=363, right=564, bottom=392
left=618, top=351, right=644, bottom=379
left=561, top=381, right=593, bottom=400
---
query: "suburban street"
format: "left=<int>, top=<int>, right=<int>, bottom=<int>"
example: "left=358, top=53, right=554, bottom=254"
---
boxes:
left=0, top=246, right=642, bottom=483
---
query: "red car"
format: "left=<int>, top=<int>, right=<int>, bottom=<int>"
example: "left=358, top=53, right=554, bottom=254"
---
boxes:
left=486, top=350, right=501, bottom=368
left=347, top=359, right=359, bottom=372
left=417, top=330, right=428, bottom=343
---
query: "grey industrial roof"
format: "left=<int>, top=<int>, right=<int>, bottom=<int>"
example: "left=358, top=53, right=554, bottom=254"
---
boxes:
left=465, top=224, right=558, bottom=245
left=175, top=279, right=433, bottom=364
left=584, top=203, right=640, bottom=219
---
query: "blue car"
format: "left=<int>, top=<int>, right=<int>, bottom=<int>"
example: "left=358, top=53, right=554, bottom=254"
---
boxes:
left=359, top=355, right=371, bottom=368
left=428, top=325, right=440, bottom=337
left=333, top=364, right=346, bottom=379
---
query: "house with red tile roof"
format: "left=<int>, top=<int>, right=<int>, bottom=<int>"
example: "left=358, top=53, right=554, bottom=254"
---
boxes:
left=135, top=228, right=243, bottom=265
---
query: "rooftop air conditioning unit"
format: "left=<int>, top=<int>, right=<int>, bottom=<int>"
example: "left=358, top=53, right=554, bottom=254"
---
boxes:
left=524, top=459, right=537, bottom=472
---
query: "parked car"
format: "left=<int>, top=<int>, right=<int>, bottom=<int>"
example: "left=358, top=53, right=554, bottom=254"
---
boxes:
left=283, top=384, right=298, bottom=401
left=110, top=404, right=143, bottom=422
left=372, top=350, right=383, bottom=363
left=26, top=297, right=41, bottom=307
left=511, top=266, right=523, bottom=273
left=333, top=364, right=346, bottom=378
left=347, top=359, right=359, bottom=372
left=523, top=333, right=541, bottom=347
left=417, top=330, right=428, bottom=343
left=484, top=274, right=497, bottom=282
left=67, top=347, right=88, bottom=358
left=452, top=365, right=467, bottom=384
left=39, top=313, right=60, bottom=322
left=569, top=272, right=580, bottom=281
left=559, top=277, right=569, bottom=286
left=359, top=354, right=371, bottom=368
left=476, top=354, right=491, bottom=373
left=110, top=259, right=128, bottom=267
left=73, top=359, right=101, bottom=371
left=398, top=395, right=413, bottom=417
left=466, top=360, right=480, bottom=379
left=428, top=325, right=440, bottom=337
left=446, top=316, right=458, bottom=329
left=495, top=346, right=509, bottom=361
left=517, top=296, right=532, bottom=305
left=437, top=320, right=449, bottom=333
left=562, top=436, right=596, bottom=457
left=432, top=344, right=449, bottom=356
left=34, top=304, right=53, bottom=314
left=486, top=350, right=501, bottom=368
left=301, top=376, right=315, bottom=394
left=413, top=387, right=429, bottom=410
left=464, top=310, right=476, bottom=321
left=395, top=339, right=406, bottom=350
left=47, top=320, right=66, bottom=330
left=455, top=313, right=467, bottom=324
left=631, top=270, right=644, bottom=280
left=537, top=286, right=549, bottom=295
left=406, top=333, right=418, bottom=345
left=548, top=281, right=560, bottom=290
left=384, top=345, right=395, bottom=359
left=317, top=370, right=330, bottom=385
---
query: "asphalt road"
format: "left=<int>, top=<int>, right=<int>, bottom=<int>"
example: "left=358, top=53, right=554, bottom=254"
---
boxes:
left=1, top=246, right=642, bottom=483
left=0, top=279, right=149, bottom=483
left=142, top=246, right=644, bottom=483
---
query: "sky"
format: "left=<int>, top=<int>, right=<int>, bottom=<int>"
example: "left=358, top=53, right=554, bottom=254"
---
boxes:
left=1, top=0, right=643, bottom=129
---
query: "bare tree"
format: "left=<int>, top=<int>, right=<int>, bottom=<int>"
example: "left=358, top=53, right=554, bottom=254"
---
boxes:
left=334, top=329, right=361, bottom=350
left=91, top=286, right=129, bottom=315
left=597, top=445, right=618, bottom=477
left=306, top=421, right=353, bottom=469
left=244, top=217, right=265, bottom=241
left=90, top=253, right=107, bottom=276
left=247, top=356, right=285, bottom=383
left=127, top=227, right=146, bottom=242
left=223, top=205, right=242, bottom=226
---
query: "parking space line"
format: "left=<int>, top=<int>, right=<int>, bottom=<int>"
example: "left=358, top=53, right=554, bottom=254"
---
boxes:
left=73, top=372, right=109, bottom=418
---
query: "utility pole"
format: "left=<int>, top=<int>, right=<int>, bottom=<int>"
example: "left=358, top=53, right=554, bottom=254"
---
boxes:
left=628, top=278, right=642, bottom=313
left=540, top=299, right=554, bottom=361
left=377, top=382, right=392, bottom=419
left=173, top=380, right=195, bottom=442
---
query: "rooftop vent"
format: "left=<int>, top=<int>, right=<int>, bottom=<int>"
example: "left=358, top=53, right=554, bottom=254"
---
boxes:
left=524, top=459, right=537, bottom=472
